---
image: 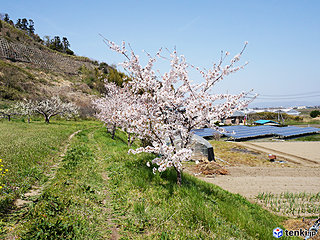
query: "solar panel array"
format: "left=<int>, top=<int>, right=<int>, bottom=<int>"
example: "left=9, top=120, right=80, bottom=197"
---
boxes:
left=192, top=126, right=319, bottom=140
left=271, top=126, right=320, bottom=138
left=191, top=128, right=219, bottom=137
left=222, top=125, right=275, bottom=139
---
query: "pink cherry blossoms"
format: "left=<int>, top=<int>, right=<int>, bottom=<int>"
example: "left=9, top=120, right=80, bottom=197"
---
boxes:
left=95, top=40, right=253, bottom=185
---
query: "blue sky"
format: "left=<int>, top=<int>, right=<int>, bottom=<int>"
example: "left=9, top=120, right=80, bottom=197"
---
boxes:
left=2, top=0, right=320, bottom=107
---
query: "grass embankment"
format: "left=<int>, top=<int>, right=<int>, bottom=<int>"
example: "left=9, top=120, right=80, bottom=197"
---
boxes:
left=0, top=120, right=92, bottom=214
left=1, top=122, right=297, bottom=239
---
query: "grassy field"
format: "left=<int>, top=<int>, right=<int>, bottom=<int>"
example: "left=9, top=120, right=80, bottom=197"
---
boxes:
left=0, top=121, right=298, bottom=239
left=0, top=120, right=94, bottom=215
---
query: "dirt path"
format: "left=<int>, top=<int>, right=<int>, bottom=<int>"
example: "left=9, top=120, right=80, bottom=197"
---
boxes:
left=88, top=129, right=119, bottom=240
left=4, top=130, right=82, bottom=240
left=14, top=130, right=82, bottom=208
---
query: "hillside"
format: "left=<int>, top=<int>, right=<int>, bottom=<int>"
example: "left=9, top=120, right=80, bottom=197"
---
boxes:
left=0, top=19, right=116, bottom=116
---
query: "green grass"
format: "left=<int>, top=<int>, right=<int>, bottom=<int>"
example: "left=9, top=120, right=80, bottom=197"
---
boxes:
left=0, top=120, right=94, bottom=214
left=290, top=133, right=320, bottom=141
left=15, top=128, right=110, bottom=239
left=285, top=120, right=320, bottom=125
left=1, top=122, right=298, bottom=239
left=99, top=129, right=293, bottom=239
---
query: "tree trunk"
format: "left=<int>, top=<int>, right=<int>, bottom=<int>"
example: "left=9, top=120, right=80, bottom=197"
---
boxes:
left=127, top=132, right=131, bottom=146
left=45, top=115, right=50, bottom=124
left=111, top=124, right=116, bottom=139
left=7, top=115, right=10, bottom=121
left=176, top=168, right=182, bottom=186
left=27, top=116, right=30, bottom=124
left=127, top=132, right=135, bottom=146
left=129, top=135, right=135, bottom=147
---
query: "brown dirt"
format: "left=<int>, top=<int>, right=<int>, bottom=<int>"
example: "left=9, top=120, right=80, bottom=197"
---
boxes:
left=200, top=166, right=320, bottom=199
left=236, top=141, right=320, bottom=166
left=193, top=141, right=320, bottom=199
left=188, top=161, right=229, bottom=176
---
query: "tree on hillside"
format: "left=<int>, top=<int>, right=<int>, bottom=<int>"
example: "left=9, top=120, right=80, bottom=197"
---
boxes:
left=15, top=19, right=22, bottom=29
left=21, top=18, right=28, bottom=31
left=97, top=40, right=253, bottom=185
left=62, top=37, right=74, bottom=55
left=16, top=18, right=29, bottom=31
left=62, top=37, right=70, bottom=52
left=33, top=96, right=78, bottom=123
left=107, top=67, right=129, bottom=87
left=28, top=19, right=35, bottom=35
left=43, top=35, right=51, bottom=46
left=51, top=36, right=63, bottom=51
left=4, top=13, right=10, bottom=22
left=45, top=36, right=74, bottom=55
left=98, top=62, right=110, bottom=74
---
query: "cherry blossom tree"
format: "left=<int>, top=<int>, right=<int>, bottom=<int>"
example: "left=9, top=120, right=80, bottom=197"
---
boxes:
left=14, top=99, right=34, bottom=123
left=33, top=96, right=78, bottom=123
left=100, top=39, right=254, bottom=185
left=0, top=107, right=18, bottom=121
left=93, top=82, right=127, bottom=139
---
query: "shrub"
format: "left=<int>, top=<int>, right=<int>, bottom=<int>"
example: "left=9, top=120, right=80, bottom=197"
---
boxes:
left=310, top=110, right=320, bottom=118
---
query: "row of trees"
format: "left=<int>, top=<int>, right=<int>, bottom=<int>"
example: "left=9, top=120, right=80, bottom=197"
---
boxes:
left=94, top=40, right=253, bottom=185
left=15, top=18, right=35, bottom=36
left=0, top=13, right=35, bottom=36
left=43, top=36, right=74, bottom=55
left=0, top=96, right=78, bottom=123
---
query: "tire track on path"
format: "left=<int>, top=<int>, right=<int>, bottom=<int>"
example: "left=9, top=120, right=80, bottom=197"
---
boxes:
left=4, top=129, right=82, bottom=240
left=14, top=129, right=82, bottom=208
left=87, top=129, right=119, bottom=240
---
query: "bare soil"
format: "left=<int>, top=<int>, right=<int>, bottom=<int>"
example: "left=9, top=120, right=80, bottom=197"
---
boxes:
left=200, top=166, right=320, bottom=199
left=193, top=141, right=320, bottom=199
left=240, top=141, right=320, bottom=166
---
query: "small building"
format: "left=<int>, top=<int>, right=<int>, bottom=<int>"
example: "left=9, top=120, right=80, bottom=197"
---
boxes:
left=254, top=120, right=279, bottom=125
left=222, top=111, right=245, bottom=125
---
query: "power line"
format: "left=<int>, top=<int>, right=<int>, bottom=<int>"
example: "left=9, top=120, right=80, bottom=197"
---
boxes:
left=244, top=94, right=320, bottom=100
left=247, top=91, right=320, bottom=97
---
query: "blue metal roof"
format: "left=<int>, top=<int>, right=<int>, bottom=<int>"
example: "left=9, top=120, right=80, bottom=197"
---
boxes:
left=254, top=120, right=279, bottom=125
